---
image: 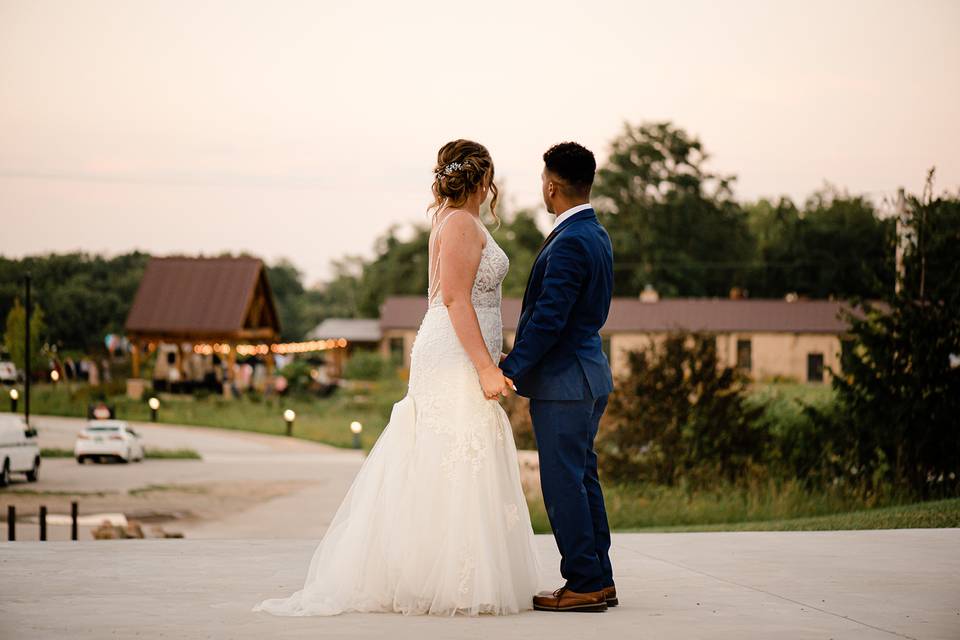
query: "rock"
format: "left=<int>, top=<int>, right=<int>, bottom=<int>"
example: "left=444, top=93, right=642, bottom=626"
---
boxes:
left=124, top=521, right=144, bottom=539
left=150, top=524, right=184, bottom=539
left=92, top=520, right=121, bottom=540
left=92, top=519, right=145, bottom=540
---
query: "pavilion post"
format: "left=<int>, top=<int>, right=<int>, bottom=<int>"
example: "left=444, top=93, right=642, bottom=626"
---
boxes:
left=176, top=342, right=187, bottom=383
left=130, top=342, right=141, bottom=379
left=226, top=344, right=236, bottom=381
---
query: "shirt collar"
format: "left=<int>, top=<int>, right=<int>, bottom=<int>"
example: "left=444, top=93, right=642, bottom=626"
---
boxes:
left=552, top=203, right=593, bottom=230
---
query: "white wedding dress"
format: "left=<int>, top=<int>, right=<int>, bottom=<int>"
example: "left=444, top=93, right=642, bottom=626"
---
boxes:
left=252, top=211, right=541, bottom=617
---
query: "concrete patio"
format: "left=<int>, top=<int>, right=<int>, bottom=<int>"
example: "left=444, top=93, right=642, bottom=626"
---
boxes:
left=2, top=529, right=958, bottom=639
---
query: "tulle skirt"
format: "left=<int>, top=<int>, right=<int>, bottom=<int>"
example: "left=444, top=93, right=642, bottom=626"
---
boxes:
left=252, top=311, right=541, bottom=616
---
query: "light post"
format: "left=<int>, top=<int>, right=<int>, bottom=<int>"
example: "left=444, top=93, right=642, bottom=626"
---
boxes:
left=350, top=421, right=362, bottom=450
left=148, top=397, right=160, bottom=422
left=283, top=409, right=296, bottom=437
left=24, top=273, right=30, bottom=427
left=9, top=388, right=18, bottom=413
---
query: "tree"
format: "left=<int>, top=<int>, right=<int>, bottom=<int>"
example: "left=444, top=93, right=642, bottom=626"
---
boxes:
left=356, top=225, right=432, bottom=317
left=4, top=298, right=47, bottom=373
left=592, top=122, right=754, bottom=297
left=598, top=333, right=769, bottom=486
left=743, top=189, right=893, bottom=299
left=266, top=260, right=312, bottom=341
left=0, top=252, right=149, bottom=352
left=309, top=256, right=365, bottom=321
left=832, top=172, right=960, bottom=497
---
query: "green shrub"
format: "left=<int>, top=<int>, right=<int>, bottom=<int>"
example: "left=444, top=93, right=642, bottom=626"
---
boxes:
left=598, top=333, right=769, bottom=487
left=279, top=359, right=314, bottom=391
left=342, top=352, right=388, bottom=381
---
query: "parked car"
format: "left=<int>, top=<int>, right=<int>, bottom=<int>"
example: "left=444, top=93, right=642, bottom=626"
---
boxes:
left=0, top=361, right=17, bottom=385
left=0, top=414, right=40, bottom=486
left=75, top=421, right=145, bottom=464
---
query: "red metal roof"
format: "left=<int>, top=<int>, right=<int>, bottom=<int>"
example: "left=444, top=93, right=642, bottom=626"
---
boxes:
left=380, top=296, right=854, bottom=334
left=125, top=257, right=280, bottom=338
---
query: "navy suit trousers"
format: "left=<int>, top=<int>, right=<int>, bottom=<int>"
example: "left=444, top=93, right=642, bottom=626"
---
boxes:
left=530, top=394, right=613, bottom=593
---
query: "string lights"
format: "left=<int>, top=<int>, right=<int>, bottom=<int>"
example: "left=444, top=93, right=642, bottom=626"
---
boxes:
left=192, top=338, right=348, bottom=356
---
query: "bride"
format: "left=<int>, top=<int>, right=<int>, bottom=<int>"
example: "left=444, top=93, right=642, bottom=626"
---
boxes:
left=252, top=139, right=541, bottom=617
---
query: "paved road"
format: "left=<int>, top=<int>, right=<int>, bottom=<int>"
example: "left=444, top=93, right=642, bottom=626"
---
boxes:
left=2, top=529, right=957, bottom=639
left=3, top=415, right=364, bottom=540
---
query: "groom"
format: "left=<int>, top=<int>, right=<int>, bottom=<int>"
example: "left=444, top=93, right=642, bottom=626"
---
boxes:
left=501, top=142, right=615, bottom=613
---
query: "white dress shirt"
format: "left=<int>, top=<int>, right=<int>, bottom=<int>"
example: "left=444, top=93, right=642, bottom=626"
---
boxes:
left=552, top=202, right=593, bottom=230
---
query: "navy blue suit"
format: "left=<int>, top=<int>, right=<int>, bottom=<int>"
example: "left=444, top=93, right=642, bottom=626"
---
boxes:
left=501, top=207, right=615, bottom=593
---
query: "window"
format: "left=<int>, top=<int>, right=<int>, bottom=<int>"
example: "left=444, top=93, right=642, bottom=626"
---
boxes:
left=389, top=337, right=405, bottom=365
left=736, top=339, right=752, bottom=371
left=807, top=353, right=824, bottom=383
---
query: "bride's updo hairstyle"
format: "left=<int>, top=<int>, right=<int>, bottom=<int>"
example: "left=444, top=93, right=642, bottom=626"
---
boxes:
left=429, top=139, right=500, bottom=226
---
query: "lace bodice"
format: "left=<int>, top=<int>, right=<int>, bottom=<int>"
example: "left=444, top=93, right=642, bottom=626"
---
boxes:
left=427, top=213, right=509, bottom=310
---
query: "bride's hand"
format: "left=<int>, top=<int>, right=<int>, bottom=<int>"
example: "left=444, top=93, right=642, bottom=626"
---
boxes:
left=478, top=363, right=508, bottom=399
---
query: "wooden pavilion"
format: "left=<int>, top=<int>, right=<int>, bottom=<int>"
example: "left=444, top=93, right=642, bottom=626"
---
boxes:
left=124, top=256, right=281, bottom=395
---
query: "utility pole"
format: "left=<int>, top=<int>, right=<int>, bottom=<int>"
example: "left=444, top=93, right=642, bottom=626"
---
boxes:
left=894, top=188, right=907, bottom=296
left=24, top=274, right=31, bottom=426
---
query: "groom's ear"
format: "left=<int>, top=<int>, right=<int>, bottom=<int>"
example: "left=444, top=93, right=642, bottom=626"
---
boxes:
left=543, top=171, right=556, bottom=197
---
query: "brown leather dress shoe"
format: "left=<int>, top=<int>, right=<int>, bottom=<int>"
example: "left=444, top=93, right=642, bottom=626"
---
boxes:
left=533, top=586, right=608, bottom=612
left=603, top=585, right=618, bottom=607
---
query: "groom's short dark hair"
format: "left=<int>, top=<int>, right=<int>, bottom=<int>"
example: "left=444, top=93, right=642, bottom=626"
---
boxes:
left=543, top=142, right=596, bottom=199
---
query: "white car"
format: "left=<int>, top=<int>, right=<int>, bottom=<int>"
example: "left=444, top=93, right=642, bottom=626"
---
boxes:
left=0, top=414, right=40, bottom=486
left=75, top=421, right=145, bottom=464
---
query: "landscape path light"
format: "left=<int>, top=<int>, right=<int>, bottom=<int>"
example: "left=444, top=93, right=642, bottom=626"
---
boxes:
left=350, top=421, right=362, bottom=450
left=148, top=397, right=160, bottom=422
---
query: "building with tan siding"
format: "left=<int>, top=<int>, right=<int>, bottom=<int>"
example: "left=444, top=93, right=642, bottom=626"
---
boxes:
left=378, top=295, right=855, bottom=384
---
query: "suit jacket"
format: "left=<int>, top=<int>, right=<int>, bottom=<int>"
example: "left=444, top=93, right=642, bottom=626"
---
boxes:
left=501, top=208, right=614, bottom=400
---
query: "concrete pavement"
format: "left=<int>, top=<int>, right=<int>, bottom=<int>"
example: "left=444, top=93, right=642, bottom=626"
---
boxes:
left=2, top=529, right=958, bottom=639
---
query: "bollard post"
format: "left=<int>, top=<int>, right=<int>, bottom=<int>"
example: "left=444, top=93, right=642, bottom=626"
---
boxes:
left=71, top=501, right=78, bottom=541
left=7, top=505, right=14, bottom=541
left=39, top=505, right=46, bottom=541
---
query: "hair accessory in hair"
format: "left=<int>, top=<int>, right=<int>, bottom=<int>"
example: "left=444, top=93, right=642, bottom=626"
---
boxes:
left=438, top=162, right=463, bottom=177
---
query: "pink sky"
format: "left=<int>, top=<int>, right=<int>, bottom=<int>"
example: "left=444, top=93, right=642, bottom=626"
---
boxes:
left=2, top=0, right=958, bottom=284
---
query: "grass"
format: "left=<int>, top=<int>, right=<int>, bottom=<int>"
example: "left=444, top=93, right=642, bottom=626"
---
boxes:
left=526, top=481, right=958, bottom=534
left=40, top=447, right=202, bottom=460
left=749, top=381, right=836, bottom=405
left=631, top=498, right=960, bottom=532
left=143, top=448, right=201, bottom=460
left=11, top=379, right=406, bottom=451
left=40, top=447, right=75, bottom=458
left=128, top=483, right=208, bottom=496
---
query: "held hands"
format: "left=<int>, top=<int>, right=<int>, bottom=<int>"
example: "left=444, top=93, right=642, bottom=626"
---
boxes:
left=478, top=363, right=515, bottom=400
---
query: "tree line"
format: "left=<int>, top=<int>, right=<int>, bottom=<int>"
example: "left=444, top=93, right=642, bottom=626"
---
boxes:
left=0, top=120, right=942, bottom=354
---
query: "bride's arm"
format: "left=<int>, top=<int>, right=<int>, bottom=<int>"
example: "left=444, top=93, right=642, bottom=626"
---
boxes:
left=438, top=214, right=508, bottom=399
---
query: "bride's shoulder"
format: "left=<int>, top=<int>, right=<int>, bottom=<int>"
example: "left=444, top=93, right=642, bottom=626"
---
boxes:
left=435, top=209, right=485, bottom=238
